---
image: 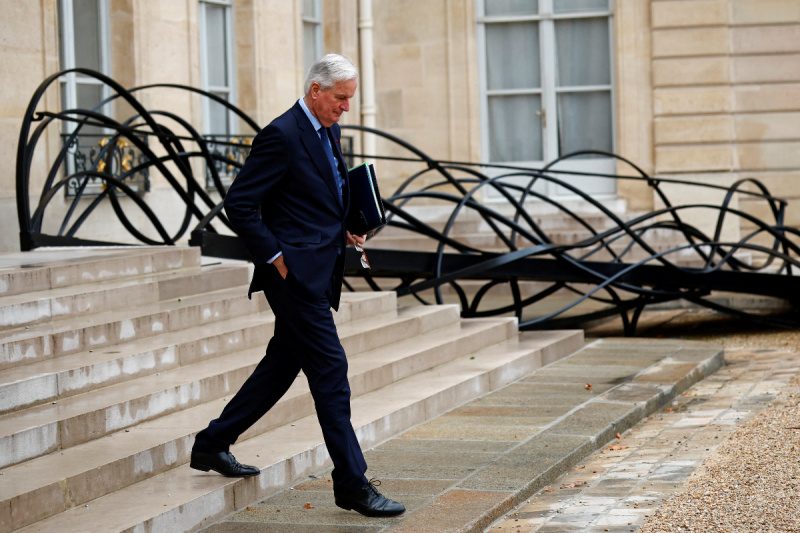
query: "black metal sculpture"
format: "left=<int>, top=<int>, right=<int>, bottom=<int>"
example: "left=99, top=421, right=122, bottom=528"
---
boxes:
left=16, top=69, right=800, bottom=334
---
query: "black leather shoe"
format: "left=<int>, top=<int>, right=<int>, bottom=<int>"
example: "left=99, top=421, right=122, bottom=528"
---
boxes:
left=334, top=479, right=405, bottom=517
left=190, top=450, right=260, bottom=477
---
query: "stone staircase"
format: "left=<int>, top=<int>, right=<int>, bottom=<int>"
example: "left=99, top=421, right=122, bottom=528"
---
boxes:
left=370, top=201, right=739, bottom=266
left=0, top=246, right=583, bottom=533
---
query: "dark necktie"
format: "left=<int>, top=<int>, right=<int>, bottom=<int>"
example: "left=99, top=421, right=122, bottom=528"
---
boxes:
left=318, top=127, right=344, bottom=201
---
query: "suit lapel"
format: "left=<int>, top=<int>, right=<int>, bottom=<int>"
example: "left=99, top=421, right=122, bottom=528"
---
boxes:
left=293, top=105, right=344, bottom=208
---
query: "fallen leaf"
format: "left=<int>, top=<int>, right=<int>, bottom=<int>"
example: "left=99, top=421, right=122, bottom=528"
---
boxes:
left=246, top=507, right=254, bottom=512
left=616, top=432, right=622, bottom=439
left=585, top=383, right=593, bottom=391
left=545, top=489, right=557, bottom=492
left=571, top=465, right=586, bottom=471
left=607, top=445, right=628, bottom=451
left=562, top=483, right=576, bottom=489
left=786, top=426, right=800, bottom=430
left=304, top=503, right=314, bottom=509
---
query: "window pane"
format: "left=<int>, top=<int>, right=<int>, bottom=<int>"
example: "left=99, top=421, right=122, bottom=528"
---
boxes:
left=484, top=0, right=538, bottom=16
left=76, top=83, right=105, bottom=135
left=555, top=17, right=609, bottom=86
left=553, top=0, right=608, bottom=13
left=209, top=91, right=230, bottom=135
left=304, top=21, right=319, bottom=72
left=205, top=4, right=228, bottom=87
left=486, top=22, right=540, bottom=90
left=557, top=91, right=612, bottom=155
left=488, top=94, right=543, bottom=162
left=73, top=0, right=102, bottom=71
left=303, top=0, right=318, bottom=18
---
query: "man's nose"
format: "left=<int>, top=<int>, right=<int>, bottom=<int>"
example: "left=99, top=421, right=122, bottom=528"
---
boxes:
left=341, top=99, right=350, bottom=112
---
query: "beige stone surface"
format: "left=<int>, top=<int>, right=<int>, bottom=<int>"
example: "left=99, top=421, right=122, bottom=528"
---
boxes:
left=651, top=0, right=729, bottom=28
left=615, top=0, right=655, bottom=204
left=735, top=83, right=800, bottom=112
left=655, top=116, right=734, bottom=145
left=653, top=57, right=730, bottom=87
left=733, top=24, right=800, bottom=54
left=654, top=87, right=733, bottom=116
left=731, top=0, right=800, bottom=25
left=732, top=170, right=800, bottom=199
left=738, top=141, right=800, bottom=171
left=655, top=146, right=735, bottom=173
left=735, top=111, right=800, bottom=142
left=740, top=197, right=800, bottom=229
left=652, top=28, right=729, bottom=58
left=733, top=53, right=800, bottom=84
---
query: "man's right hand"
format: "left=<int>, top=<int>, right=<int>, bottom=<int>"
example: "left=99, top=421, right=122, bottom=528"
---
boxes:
left=272, top=255, right=288, bottom=279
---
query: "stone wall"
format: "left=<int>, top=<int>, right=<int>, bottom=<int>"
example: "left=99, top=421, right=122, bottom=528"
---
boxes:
left=2, top=0, right=799, bottom=253
left=651, top=0, right=800, bottom=242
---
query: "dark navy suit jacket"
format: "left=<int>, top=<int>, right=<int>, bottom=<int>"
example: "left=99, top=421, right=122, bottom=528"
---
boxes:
left=223, top=102, right=350, bottom=310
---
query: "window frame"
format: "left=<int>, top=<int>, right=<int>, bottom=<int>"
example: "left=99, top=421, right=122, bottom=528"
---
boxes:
left=302, top=0, right=323, bottom=73
left=476, top=0, right=617, bottom=200
left=58, top=0, right=112, bottom=129
left=198, top=0, right=237, bottom=138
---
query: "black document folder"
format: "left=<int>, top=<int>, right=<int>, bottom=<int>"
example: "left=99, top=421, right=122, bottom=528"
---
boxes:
left=347, top=163, right=386, bottom=235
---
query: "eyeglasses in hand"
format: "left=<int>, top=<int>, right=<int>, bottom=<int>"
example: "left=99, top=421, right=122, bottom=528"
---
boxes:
left=354, top=244, right=370, bottom=269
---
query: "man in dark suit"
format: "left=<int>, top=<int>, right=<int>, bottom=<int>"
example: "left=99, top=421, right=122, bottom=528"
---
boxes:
left=189, top=54, right=404, bottom=518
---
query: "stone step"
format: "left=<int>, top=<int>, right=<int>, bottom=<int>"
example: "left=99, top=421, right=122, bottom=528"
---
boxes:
left=367, top=225, right=694, bottom=252
left=1, top=284, right=398, bottom=374
left=0, top=262, right=249, bottom=330
left=9, top=329, right=583, bottom=533
left=0, top=285, right=259, bottom=372
left=0, top=247, right=200, bottom=298
left=0, top=310, right=270, bottom=415
left=0, top=315, right=528, bottom=530
left=0, top=291, right=398, bottom=413
left=0, top=304, right=456, bottom=469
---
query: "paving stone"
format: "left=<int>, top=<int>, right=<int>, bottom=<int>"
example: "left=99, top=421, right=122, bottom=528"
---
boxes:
left=544, top=402, right=641, bottom=439
left=364, top=449, right=493, bottom=469
left=485, top=347, right=800, bottom=533
left=527, top=364, right=649, bottom=383
left=396, top=421, right=540, bottom=442
left=405, top=414, right=551, bottom=428
left=292, top=476, right=453, bottom=497
left=203, top=522, right=383, bottom=532
left=383, top=490, right=515, bottom=533
left=375, top=438, right=515, bottom=455
left=205, top=337, right=724, bottom=533
left=458, top=434, right=593, bottom=493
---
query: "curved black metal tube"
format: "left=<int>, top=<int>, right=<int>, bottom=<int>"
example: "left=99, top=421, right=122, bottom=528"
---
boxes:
left=16, top=70, right=800, bottom=335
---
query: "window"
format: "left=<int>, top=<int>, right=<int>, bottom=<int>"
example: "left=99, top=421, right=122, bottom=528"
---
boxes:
left=199, top=0, right=236, bottom=137
left=199, top=0, right=239, bottom=190
left=477, top=0, right=615, bottom=199
left=58, top=0, right=111, bottom=136
left=302, top=0, right=323, bottom=74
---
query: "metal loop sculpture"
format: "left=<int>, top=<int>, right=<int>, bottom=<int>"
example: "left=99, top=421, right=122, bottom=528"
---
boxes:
left=17, top=69, right=800, bottom=335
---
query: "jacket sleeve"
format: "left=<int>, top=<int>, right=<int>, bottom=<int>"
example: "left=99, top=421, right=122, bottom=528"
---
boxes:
left=223, top=124, right=288, bottom=264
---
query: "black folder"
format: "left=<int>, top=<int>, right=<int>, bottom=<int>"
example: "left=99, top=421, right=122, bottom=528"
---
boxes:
left=347, top=163, right=386, bottom=235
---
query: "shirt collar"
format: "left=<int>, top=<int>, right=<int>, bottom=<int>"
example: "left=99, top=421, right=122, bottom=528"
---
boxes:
left=298, top=97, right=323, bottom=132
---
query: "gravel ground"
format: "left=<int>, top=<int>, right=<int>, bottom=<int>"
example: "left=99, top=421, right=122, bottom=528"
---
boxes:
left=634, top=310, right=800, bottom=533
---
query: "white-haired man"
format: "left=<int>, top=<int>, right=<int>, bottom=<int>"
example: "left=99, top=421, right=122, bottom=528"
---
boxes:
left=190, top=54, right=404, bottom=518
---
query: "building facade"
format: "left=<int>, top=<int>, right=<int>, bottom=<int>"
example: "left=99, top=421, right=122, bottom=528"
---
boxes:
left=1, top=0, right=798, bottom=252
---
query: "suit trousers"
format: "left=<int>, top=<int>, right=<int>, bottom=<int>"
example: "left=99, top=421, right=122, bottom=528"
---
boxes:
left=193, top=267, right=368, bottom=492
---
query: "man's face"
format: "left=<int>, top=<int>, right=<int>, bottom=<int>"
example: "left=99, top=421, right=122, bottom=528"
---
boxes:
left=308, top=78, right=358, bottom=128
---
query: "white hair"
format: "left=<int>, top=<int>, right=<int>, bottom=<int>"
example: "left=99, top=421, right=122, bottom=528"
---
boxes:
left=304, top=54, right=359, bottom=94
